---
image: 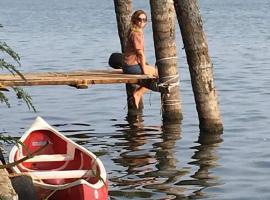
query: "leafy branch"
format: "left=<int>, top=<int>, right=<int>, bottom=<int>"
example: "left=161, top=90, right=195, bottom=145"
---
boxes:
left=0, top=57, right=25, bottom=81
left=0, top=138, right=48, bottom=169
left=0, top=135, right=18, bottom=145
left=0, top=92, right=10, bottom=107
left=0, top=25, right=35, bottom=111
left=12, top=87, right=36, bottom=112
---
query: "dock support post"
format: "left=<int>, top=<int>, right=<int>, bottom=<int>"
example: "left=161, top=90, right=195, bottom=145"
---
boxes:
left=174, top=0, right=223, bottom=132
left=113, top=0, right=144, bottom=114
left=150, top=0, right=183, bottom=121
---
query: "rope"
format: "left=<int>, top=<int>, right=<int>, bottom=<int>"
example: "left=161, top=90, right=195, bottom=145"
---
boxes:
left=155, top=56, right=181, bottom=111
left=155, top=56, right=180, bottom=89
left=160, top=94, right=181, bottom=114
left=158, top=74, right=180, bottom=87
left=45, top=189, right=58, bottom=200
left=162, top=99, right=181, bottom=106
left=158, top=73, right=181, bottom=113
left=155, top=56, right=178, bottom=64
left=122, top=56, right=180, bottom=110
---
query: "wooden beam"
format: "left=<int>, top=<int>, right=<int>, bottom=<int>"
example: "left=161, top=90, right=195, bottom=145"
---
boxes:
left=0, top=70, right=155, bottom=88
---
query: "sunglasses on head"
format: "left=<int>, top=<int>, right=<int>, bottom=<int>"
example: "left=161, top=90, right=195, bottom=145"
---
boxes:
left=137, top=17, right=147, bottom=22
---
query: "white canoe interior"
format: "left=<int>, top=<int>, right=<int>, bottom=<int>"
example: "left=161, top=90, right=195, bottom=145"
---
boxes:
left=26, top=169, right=95, bottom=179
left=24, top=154, right=73, bottom=162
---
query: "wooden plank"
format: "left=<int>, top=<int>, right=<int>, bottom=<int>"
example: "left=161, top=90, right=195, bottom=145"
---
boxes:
left=0, top=70, right=155, bottom=88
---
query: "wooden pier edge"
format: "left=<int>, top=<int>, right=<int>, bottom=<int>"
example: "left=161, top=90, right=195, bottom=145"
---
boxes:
left=0, top=69, right=155, bottom=89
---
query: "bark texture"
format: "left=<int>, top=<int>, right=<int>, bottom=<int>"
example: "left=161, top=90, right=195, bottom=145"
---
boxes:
left=113, top=0, right=132, bottom=53
left=174, top=0, right=223, bottom=132
left=150, top=0, right=183, bottom=121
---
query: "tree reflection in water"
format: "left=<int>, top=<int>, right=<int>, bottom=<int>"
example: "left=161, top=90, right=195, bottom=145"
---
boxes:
left=111, top=113, right=157, bottom=186
left=176, top=130, right=223, bottom=199
left=110, top=113, right=223, bottom=199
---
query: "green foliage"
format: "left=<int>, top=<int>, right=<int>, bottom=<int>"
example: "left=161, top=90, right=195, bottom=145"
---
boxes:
left=0, top=135, right=18, bottom=145
left=12, top=87, right=36, bottom=112
left=0, top=25, right=35, bottom=111
left=0, top=92, right=10, bottom=107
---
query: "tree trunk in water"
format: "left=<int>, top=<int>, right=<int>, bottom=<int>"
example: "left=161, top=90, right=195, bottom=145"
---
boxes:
left=150, top=0, right=183, bottom=121
left=113, top=0, right=143, bottom=114
left=174, top=0, right=223, bottom=132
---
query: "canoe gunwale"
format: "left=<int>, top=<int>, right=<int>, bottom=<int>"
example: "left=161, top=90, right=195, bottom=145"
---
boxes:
left=9, top=116, right=107, bottom=191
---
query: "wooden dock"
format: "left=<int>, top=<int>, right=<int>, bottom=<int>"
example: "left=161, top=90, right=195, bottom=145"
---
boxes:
left=0, top=70, right=155, bottom=89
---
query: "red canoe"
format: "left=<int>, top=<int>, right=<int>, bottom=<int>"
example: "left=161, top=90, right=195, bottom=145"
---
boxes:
left=9, top=116, right=108, bottom=200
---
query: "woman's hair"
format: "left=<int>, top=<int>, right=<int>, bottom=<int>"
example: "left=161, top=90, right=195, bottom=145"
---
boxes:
left=131, top=10, right=147, bottom=25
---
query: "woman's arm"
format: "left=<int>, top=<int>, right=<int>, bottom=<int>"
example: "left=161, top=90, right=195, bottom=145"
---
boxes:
left=137, top=50, right=157, bottom=77
left=137, top=49, right=147, bottom=74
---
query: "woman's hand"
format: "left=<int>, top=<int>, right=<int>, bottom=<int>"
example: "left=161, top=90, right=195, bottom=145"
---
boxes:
left=143, top=65, right=158, bottom=78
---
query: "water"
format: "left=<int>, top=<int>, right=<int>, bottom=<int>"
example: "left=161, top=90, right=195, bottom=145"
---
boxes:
left=1, top=0, right=270, bottom=199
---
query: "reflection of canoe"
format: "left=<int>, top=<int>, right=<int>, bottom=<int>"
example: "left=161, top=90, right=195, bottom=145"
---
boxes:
left=9, top=116, right=108, bottom=200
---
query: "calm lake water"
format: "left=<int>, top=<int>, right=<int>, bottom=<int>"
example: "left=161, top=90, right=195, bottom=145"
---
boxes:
left=1, top=0, right=270, bottom=199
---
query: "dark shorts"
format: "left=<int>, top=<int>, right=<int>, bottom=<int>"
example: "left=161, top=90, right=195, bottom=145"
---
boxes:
left=122, top=64, right=160, bottom=92
left=122, top=64, right=142, bottom=74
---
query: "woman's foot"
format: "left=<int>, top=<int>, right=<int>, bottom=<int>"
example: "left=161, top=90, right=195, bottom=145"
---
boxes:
left=133, top=91, right=141, bottom=109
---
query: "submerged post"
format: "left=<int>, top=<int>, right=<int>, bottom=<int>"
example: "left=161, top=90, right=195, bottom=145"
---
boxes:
left=174, top=0, right=223, bottom=132
left=113, top=0, right=144, bottom=114
left=150, top=0, right=183, bottom=121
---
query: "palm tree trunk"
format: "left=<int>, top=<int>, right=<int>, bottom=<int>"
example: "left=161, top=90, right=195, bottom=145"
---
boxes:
left=174, top=0, right=223, bottom=132
left=113, top=0, right=132, bottom=53
left=150, top=0, right=183, bottom=121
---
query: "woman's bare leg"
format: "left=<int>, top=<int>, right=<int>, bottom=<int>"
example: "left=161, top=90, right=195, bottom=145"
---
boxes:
left=133, top=86, right=148, bottom=108
left=133, top=65, right=158, bottom=108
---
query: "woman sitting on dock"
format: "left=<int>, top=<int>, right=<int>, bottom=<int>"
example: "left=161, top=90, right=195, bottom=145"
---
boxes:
left=123, top=10, right=158, bottom=108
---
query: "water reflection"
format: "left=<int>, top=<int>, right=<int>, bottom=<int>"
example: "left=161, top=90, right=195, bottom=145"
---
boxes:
left=143, top=121, right=191, bottom=199
left=111, top=114, right=157, bottom=188
left=176, top=130, right=223, bottom=199
left=52, top=122, right=95, bottom=146
left=110, top=114, right=223, bottom=199
left=2, top=115, right=223, bottom=199
left=110, top=114, right=185, bottom=199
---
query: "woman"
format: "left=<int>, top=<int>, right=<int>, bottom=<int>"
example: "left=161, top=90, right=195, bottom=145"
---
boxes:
left=123, top=10, right=157, bottom=108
